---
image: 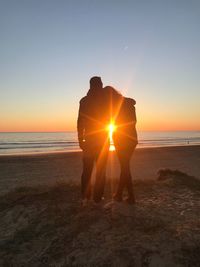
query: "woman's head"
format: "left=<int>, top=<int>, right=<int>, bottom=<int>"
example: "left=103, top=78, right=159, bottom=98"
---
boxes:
left=104, top=86, right=124, bottom=121
left=104, top=86, right=122, bottom=99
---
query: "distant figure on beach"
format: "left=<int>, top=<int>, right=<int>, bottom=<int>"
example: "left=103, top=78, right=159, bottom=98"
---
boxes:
left=104, top=86, right=138, bottom=204
left=77, top=77, right=109, bottom=205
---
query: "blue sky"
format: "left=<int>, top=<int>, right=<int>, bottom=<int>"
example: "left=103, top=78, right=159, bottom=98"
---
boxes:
left=0, top=0, right=200, bottom=131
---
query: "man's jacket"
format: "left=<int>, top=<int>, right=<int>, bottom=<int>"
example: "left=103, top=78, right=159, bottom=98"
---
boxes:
left=77, top=89, right=109, bottom=150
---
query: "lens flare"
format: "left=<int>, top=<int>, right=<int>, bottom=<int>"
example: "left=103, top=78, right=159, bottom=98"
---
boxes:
left=107, top=122, right=116, bottom=151
left=109, top=123, right=116, bottom=136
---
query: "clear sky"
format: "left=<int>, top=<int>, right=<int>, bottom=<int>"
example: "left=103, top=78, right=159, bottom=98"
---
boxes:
left=1, top=0, right=200, bottom=132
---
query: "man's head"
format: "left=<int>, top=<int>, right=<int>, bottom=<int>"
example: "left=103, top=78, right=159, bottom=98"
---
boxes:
left=90, top=76, right=103, bottom=90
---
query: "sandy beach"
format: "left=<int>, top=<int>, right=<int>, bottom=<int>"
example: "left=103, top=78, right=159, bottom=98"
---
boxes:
left=0, top=145, right=199, bottom=195
left=0, top=145, right=200, bottom=266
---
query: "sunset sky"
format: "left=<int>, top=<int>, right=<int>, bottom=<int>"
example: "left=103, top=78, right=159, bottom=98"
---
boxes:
left=1, top=0, right=200, bottom=132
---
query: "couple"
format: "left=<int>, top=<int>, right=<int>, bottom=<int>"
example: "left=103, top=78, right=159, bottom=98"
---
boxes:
left=77, top=76, right=138, bottom=206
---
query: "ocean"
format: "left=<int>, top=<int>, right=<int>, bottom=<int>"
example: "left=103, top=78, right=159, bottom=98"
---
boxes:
left=0, top=131, right=200, bottom=155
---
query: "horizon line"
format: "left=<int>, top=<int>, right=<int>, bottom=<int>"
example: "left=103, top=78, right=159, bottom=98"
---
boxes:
left=0, top=130, right=200, bottom=133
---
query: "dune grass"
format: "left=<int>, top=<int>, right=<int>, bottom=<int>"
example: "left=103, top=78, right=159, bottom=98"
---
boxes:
left=0, top=170, right=200, bottom=266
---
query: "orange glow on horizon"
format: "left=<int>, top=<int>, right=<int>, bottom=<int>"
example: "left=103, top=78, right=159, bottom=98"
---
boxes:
left=0, top=115, right=200, bottom=132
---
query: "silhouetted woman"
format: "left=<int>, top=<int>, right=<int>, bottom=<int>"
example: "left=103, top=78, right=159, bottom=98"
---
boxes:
left=104, top=86, right=138, bottom=204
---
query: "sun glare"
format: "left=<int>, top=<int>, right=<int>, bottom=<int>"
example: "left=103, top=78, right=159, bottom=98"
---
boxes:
left=107, top=122, right=116, bottom=151
left=108, top=123, right=116, bottom=136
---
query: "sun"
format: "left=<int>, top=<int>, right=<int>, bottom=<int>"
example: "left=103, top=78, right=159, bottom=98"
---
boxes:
left=107, top=122, right=116, bottom=139
left=109, top=123, right=116, bottom=135
left=107, top=122, right=116, bottom=151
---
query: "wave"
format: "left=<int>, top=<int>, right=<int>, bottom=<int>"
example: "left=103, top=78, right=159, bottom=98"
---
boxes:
left=0, top=131, right=199, bottom=155
left=0, top=141, right=77, bottom=145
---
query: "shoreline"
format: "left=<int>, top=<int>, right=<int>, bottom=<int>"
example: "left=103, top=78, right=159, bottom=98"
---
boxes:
left=0, top=143, right=200, bottom=158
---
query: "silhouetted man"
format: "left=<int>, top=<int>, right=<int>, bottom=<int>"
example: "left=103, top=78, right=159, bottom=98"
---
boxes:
left=77, top=77, right=109, bottom=205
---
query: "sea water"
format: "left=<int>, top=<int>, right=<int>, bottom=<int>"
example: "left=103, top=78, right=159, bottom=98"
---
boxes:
left=0, top=131, right=200, bottom=155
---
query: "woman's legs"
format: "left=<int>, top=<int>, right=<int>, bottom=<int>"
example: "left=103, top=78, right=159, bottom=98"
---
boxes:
left=115, top=148, right=135, bottom=202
